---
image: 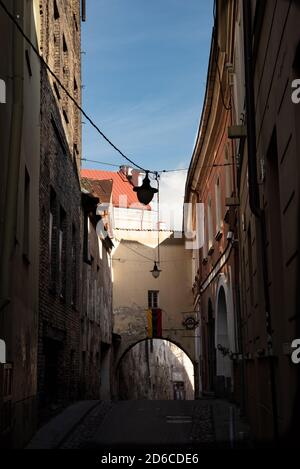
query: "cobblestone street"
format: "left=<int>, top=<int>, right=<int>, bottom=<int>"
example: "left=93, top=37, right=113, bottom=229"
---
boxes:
left=28, top=399, right=250, bottom=450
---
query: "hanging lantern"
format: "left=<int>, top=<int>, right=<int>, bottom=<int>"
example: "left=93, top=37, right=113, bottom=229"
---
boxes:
left=150, top=261, right=161, bottom=279
left=133, top=171, right=158, bottom=205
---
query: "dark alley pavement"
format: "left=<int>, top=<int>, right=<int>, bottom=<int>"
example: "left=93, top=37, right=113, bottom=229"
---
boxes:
left=83, top=401, right=213, bottom=448
left=27, top=399, right=250, bottom=450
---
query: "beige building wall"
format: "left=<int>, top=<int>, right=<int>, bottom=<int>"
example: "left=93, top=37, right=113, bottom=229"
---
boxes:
left=112, top=229, right=195, bottom=386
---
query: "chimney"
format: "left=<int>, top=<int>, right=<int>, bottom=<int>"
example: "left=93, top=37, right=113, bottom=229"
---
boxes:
left=131, top=169, right=145, bottom=187
left=119, top=165, right=133, bottom=181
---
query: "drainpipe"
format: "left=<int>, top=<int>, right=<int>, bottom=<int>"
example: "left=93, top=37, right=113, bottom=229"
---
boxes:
left=0, top=0, right=24, bottom=312
left=243, top=0, right=278, bottom=440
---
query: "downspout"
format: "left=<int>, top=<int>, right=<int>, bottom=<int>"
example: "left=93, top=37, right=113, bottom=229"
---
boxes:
left=0, top=0, right=24, bottom=312
left=242, top=0, right=278, bottom=440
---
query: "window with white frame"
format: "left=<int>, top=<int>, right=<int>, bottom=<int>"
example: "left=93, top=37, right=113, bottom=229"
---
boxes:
left=215, top=177, right=222, bottom=233
left=202, top=221, right=208, bottom=259
left=148, top=290, right=159, bottom=309
left=225, top=146, right=232, bottom=198
left=207, top=197, right=213, bottom=249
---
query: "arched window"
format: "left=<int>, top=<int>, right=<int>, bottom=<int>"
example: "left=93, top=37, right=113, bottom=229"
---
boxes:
left=225, top=145, right=232, bottom=198
left=208, top=197, right=213, bottom=250
left=215, top=177, right=222, bottom=234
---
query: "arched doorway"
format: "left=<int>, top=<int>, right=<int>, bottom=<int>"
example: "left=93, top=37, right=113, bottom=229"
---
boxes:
left=215, top=286, right=231, bottom=397
left=116, top=338, right=195, bottom=400
left=207, top=299, right=216, bottom=392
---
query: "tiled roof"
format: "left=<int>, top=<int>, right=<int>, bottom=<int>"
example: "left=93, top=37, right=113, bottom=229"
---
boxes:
left=81, top=177, right=113, bottom=204
left=80, top=169, right=151, bottom=210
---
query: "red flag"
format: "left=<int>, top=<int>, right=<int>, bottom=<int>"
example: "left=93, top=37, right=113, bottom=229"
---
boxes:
left=152, top=308, right=162, bottom=338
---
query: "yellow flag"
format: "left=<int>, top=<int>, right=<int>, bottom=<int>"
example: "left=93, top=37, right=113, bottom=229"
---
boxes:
left=147, top=309, right=153, bottom=338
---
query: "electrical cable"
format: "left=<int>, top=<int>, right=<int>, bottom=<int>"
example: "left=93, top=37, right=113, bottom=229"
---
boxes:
left=114, top=241, right=155, bottom=262
left=81, top=157, right=235, bottom=172
left=0, top=0, right=147, bottom=172
left=1, top=1, right=236, bottom=178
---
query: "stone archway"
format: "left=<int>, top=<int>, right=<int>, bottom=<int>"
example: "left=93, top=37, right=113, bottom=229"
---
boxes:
left=116, top=336, right=195, bottom=371
left=112, top=304, right=198, bottom=398
left=115, top=337, right=195, bottom=400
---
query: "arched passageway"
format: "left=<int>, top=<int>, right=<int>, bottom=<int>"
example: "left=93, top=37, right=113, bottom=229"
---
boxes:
left=116, top=338, right=195, bottom=400
left=207, top=299, right=216, bottom=392
left=215, top=286, right=231, bottom=396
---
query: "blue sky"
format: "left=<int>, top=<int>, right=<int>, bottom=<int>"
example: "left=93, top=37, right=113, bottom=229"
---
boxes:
left=81, top=0, right=213, bottom=171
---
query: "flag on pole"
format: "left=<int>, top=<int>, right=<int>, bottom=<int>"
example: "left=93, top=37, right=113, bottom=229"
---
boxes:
left=147, top=308, right=162, bottom=338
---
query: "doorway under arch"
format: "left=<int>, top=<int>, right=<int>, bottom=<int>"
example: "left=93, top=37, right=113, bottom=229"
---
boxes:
left=215, top=286, right=231, bottom=396
left=116, top=338, right=195, bottom=400
left=207, top=299, right=216, bottom=392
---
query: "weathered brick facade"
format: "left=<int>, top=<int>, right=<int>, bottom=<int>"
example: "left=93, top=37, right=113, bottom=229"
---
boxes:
left=38, top=0, right=82, bottom=418
left=80, top=180, right=114, bottom=400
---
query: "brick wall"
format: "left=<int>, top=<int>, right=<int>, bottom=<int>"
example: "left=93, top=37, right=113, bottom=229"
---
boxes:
left=80, top=197, right=113, bottom=399
left=38, top=0, right=82, bottom=418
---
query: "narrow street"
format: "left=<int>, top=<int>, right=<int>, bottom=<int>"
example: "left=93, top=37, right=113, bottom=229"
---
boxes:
left=1, top=0, right=300, bottom=451
left=28, top=399, right=249, bottom=450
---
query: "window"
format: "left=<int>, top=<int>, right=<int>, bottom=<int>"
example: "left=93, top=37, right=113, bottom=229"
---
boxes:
left=53, top=0, right=59, bottom=20
left=73, top=13, right=78, bottom=31
left=59, top=206, right=66, bottom=298
left=71, top=224, right=77, bottom=306
left=51, top=116, right=67, bottom=155
left=225, top=145, right=232, bottom=198
left=53, top=82, right=61, bottom=100
left=148, top=290, right=159, bottom=309
left=23, top=167, right=30, bottom=259
left=215, top=177, right=222, bottom=234
left=83, top=214, right=91, bottom=263
left=63, top=34, right=68, bottom=53
left=63, top=109, right=69, bottom=124
left=247, top=226, right=254, bottom=308
left=49, top=188, right=56, bottom=287
left=207, top=197, right=213, bottom=251
left=202, top=219, right=208, bottom=260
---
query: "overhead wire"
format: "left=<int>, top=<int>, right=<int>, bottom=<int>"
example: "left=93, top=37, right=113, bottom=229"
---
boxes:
left=81, top=157, right=235, bottom=172
left=0, top=0, right=235, bottom=178
left=0, top=0, right=147, bottom=172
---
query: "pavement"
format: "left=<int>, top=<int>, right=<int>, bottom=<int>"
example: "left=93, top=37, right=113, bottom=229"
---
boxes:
left=26, top=400, right=102, bottom=449
left=26, top=399, right=251, bottom=449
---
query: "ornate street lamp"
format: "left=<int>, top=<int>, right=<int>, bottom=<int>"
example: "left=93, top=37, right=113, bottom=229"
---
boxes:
left=150, top=261, right=161, bottom=279
left=133, top=171, right=158, bottom=205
